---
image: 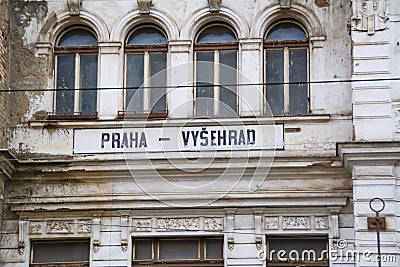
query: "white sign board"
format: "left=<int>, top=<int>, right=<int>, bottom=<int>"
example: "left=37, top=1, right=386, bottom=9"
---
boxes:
left=73, top=124, right=284, bottom=154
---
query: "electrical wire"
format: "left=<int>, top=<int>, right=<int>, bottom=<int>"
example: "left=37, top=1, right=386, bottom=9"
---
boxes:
left=1, top=77, right=400, bottom=93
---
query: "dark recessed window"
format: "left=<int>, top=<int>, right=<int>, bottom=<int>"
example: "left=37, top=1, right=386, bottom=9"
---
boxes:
left=267, top=236, right=329, bottom=266
left=265, top=22, right=309, bottom=115
left=124, top=26, right=168, bottom=118
left=55, top=27, right=98, bottom=116
left=195, top=24, right=238, bottom=118
left=132, top=237, right=223, bottom=266
left=30, top=240, right=90, bottom=267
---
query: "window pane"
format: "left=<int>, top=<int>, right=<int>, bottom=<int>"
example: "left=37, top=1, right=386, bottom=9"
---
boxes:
left=56, top=55, right=75, bottom=114
left=159, top=239, right=199, bottom=260
left=134, top=239, right=153, bottom=260
left=219, top=51, right=237, bottom=117
left=58, top=29, right=98, bottom=46
left=197, top=25, right=237, bottom=43
left=268, top=237, right=328, bottom=261
left=196, top=52, right=214, bottom=117
left=205, top=238, right=223, bottom=259
left=31, top=240, right=90, bottom=263
left=127, top=27, right=167, bottom=45
left=266, top=50, right=284, bottom=114
left=149, top=53, right=167, bottom=113
left=80, top=54, right=98, bottom=114
left=266, top=22, right=307, bottom=41
left=289, top=49, right=308, bottom=114
left=126, top=54, right=144, bottom=112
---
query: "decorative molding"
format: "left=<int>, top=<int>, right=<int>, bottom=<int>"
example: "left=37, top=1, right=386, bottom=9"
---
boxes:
left=204, top=217, right=223, bottom=231
left=18, top=220, right=26, bottom=255
left=352, top=0, right=388, bottom=34
left=227, top=237, right=234, bottom=250
left=67, top=0, right=82, bottom=16
left=137, top=0, right=152, bottom=14
left=315, top=216, right=329, bottom=230
left=279, top=0, right=292, bottom=9
left=264, top=216, right=279, bottom=230
left=394, top=108, right=400, bottom=134
left=91, top=214, right=102, bottom=253
left=29, top=222, right=42, bottom=234
left=132, top=218, right=152, bottom=232
left=283, top=216, right=311, bottom=229
left=157, top=218, right=200, bottom=231
left=46, top=221, right=73, bottom=234
left=78, top=220, right=91, bottom=233
left=208, top=0, right=221, bottom=12
left=120, top=212, right=130, bottom=252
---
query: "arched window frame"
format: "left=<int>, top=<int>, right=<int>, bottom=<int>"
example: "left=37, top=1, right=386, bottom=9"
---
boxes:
left=264, top=20, right=310, bottom=115
left=122, top=24, right=168, bottom=119
left=53, top=26, right=99, bottom=119
left=194, top=23, right=239, bottom=118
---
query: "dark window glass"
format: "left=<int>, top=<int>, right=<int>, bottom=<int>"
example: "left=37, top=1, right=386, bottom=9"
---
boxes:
left=58, top=29, right=98, bottom=46
left=289, top=48, right=308, bottom=114
left=31, top=240, right=90, bottom=263
left=149, top=53, right=167, bottom=112
left=126, top=54, right=144, bottom=112
left=268, top=237, right=328, bottom=261
left=266, top=50, right=284, bottom=114
left=205, top=238, right=223, bottom=259
left=55, top=28, right=98, bottom=116
left=80, top=54, right=98, bottom=114
left=196, top=52, right=214, bottom=117
left=266, top=22, right=307, bottom=41
left=159, top=239, right=199, bottom=260
left=127, top=27, right=167, bottom=45
left=56, top=55, right=75, bottom=114
left=197, top=25, right=237, bottom=43
left=134, top=239, right=153, bottom=260
left=219, top=51, right=237, bottom=117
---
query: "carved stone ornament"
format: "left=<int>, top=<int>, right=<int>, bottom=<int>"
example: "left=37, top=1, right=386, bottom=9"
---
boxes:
left=283, top=216, right=311, bottom=229
left=67, top=0, right=82, bottom=16
left=264, top=216, right=279, bottom=229
left=29, top=222, right=42, bottom=234
left=204, top=217, right=224, bottom=231
left=132, top=218, right=152, bottom=232
left=157, top=218, right=200, bottom=231
left=78, top=220, right=92, bottom=233
left=279, top=0, right=292, bottom=9
left=315, top=216, right=329, bottom=230
left=137, top=0, right=152, bottom=14
left=352, top=0, right=388, bottom=34
left=208, top=0, right=221, bottom=12
left=46, top=221, right=73, bottom=234
left=394, top=108, right=400, bottom=134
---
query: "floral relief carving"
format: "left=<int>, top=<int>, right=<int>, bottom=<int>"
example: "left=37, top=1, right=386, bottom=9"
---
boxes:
left=78, top=220, right=91, bottom=233
left=132, top=218, right=152, bottom=232
left=157, top=218, right=200, bottom=231
left=352, top=0, right=388, bottom=34
left=204, top=217, right=223, bottom=231
left=394, top=108, right=400, bottom=134
left=29, top=222, right=42, bottom=234
left=283, top=216, right=310, bottom=229
left=315, top=216, right=329, bottom=230
left=46, top=221, right=73, bottom=234
left=264, top=216, right=279, bottom=229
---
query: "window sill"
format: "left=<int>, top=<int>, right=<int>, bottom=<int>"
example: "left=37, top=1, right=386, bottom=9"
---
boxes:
left=117, top=111, right=168, bottom=120
left=46, top=113, right=98, bottom=121
left=29, top=114, right=338, bottom=129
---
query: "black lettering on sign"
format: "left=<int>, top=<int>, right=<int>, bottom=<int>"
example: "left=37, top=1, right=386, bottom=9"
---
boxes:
left=101, top=133, right=110, bottom=148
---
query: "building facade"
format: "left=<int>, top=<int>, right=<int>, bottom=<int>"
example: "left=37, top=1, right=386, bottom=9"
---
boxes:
left=0, top=0, right=397, bottom=266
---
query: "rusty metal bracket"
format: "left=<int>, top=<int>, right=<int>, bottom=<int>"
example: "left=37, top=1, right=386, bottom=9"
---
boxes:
left=367, top=217, right=386, bottom=230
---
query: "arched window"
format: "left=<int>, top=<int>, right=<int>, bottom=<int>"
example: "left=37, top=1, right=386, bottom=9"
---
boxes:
left=265, top=21, right=308, bottom=115
left=55, top=27, right=98, bottom=116
left=195, top=24, right=238, bottom=117
left=124, top=25, right=168, bottom=117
